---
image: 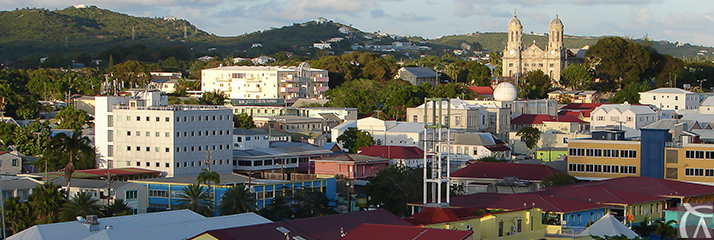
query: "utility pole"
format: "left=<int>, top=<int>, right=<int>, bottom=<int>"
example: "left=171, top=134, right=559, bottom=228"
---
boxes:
left=202, top=150, right=214, bottom=172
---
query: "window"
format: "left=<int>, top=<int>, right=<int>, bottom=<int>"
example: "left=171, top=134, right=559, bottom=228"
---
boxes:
left=136, top=131, right=141, bottom=136
left=627, top=117, right=633, bottom=122
left=146, top=116, right=150, bottom=121
left=455, top=116, right=461, bottom=126
left=156, top=117, right=160, bottom=122
left=136, top=146, right=140, bottom=151
left=146, top=131, right=150, bottom=137
left=11, top=159, right=17, bottom=166
left=165, top=163, right=170, bottom=168
left=611, top=116, right=619, bottom=121
left=165, top=148, right=169, bottom=152
left=136, top=116, right=141, bottom=121
left=126, top=190, right=138, bottom=200
left=145, top=147, right=150, bottom=152
left=155, top=132, right=160, bottom=137
left=155, top=162, right=159, bottom=167
left=165, top=132, right=170, bottom=137
left=675, top=96, right=679, bottom=100
left=165, top=117, right=170, bottom=122
left=127, top=146, right=131, bottom=151
left=597, top=116, right=604, bottom=121
left=621, top=150, right=637, bottom=158
left=127, top=131, right=131, bottom=136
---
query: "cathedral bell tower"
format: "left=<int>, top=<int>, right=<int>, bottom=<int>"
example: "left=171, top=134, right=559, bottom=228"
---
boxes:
left=503, top=13, right=523, bottom=83
left=547, top=14, right=565, bottom=84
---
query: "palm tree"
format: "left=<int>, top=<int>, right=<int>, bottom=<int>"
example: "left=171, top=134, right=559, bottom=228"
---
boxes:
left=218, top=185, right=257, bottom=215
left=3, top=197, right=34, bottom=234
left=45, top=129, right=96, bottom=199
left=28, top=183, right=65, bottom=224
left=197, top=168, right=220, bottom=186
left=103, top=199, right=133, bottom=217
left=60, top=192, right=103, bottom=221
left=654, top=219, right=677, bottom=240
left=176, top=183, right=213, bottom=216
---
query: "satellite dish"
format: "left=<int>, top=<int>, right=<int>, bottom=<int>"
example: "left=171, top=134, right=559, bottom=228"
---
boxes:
left=76, top=216, right=85, bottom=222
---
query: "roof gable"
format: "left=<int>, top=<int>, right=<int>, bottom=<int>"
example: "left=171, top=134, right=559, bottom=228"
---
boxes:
left=451, top=162, right=562, bottom=181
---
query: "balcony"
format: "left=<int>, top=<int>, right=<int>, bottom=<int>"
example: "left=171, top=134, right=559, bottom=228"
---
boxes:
left=315, top=86, right=329, bottom=92
left=314, top=77, right=329, bottom=82
left=285, top=87, right=299, bottom=92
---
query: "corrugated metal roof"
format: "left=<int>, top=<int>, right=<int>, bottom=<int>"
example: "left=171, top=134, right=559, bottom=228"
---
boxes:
left=451, top=162, right=562, bottom=181
left=8, top=210, right=207, bottom=240
left=194, top=209, right=414, bottom=240
left=643, top=87, right=694, bottom=94
left=358, top=145, right=424, bottom=159
left=400, top=67, right=438, bottom=78
left=341, top=223, right=472, bottom=240
left=452, top=132, right=496, bottom=146
left=82, top=212, right=271, bottom=240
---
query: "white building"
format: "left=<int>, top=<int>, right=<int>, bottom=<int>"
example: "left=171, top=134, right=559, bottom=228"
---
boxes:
left=58, top=179, right=148, bottom=214
left=313, top=42, right=331, bottom=49
left=201, top=62, right=329, bottom=103
left=95, top=91, right=233, bottom=177
left=331, top=117, right=424, bottom=148
left=699, top=96, right=714, bottom=114
left=449, top=132, right=511, bottom=162
left=639, top=88, right=700, bottom=111
left=233, top=128, right=270, bottom=150
left=590, top=103, right=661, bottom=137
left=407, top=98, right=488, bottom=132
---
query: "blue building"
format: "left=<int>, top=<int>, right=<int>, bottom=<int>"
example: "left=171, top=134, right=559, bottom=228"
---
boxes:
left=130, top=173, right=336, bottom=213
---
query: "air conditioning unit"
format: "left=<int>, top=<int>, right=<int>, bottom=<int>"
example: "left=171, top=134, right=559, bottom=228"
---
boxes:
left=86, top=215, right=99, bottom=225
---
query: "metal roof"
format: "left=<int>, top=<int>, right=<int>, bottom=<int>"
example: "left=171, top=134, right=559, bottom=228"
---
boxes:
left=81, top=212, right=271, bottom=240
left=8, top=210, right=207, bottom=240
left=642, top=87, right=694, bottom=94
left=400, top=67, right=437, bottom=78
left=232, top=128, right=268, bottom=136
left=134, top=173, right=251, bottom=185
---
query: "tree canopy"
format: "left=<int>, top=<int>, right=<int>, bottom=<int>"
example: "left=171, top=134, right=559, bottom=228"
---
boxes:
left=516, top=126, right=541, bottom=158
left=365, top=165, right=423, bottom=217
left=337, top=127, right=375, bottom=153
left=560, top=64, right=593, bottom=90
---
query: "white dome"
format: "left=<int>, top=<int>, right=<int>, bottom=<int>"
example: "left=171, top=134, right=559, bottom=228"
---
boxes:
left=493, top=82, right=517, bottom=101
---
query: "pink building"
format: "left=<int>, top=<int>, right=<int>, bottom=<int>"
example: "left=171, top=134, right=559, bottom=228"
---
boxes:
left=310, top=154, right=390, bottom=180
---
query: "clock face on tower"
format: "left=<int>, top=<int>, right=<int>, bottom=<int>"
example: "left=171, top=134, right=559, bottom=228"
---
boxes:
left=509, top=49, right=515, bottom=55
left=550, top=50, right=556, bottom=55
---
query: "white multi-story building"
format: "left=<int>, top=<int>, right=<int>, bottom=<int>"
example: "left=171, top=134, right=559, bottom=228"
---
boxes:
left=590, top=103, right=661, bottom=137
left=95, top=91, right=233, bottom=177
left=639, top=88, right=700, bottom=111
left=407, top=99, right=488, bottom=132
left=201, top=62, right=329, bottom=103
left=331, top=117, right=424, bottom=148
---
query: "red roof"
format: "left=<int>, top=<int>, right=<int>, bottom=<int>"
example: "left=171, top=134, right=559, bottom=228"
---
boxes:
left=442, top=192, right=610, bottom=213
left=468, top=86, right=494, bottom=96
left=358, top=145, right=424, bottom=159
left=193, top=209, right=414, bottom=240
left=592, top=176, right=714, bottom=198
left=561, top=103, right=604, bottom=110
left=537, top=184, right=668, bottom=205
left=406, top=206, right=488, bottom=225
left=451, top=162, right=563, bottom=181
left=342, top=223, right=473, bottom=240
left=511, top=114, right=586, bottom=125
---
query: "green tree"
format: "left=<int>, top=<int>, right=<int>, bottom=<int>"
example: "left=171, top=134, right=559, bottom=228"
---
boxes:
left=325, top=78, right=381, bottom=115
left=428, top=82, right=475, bottom=99
left=14, top=119, right=51, bottom=156
left=233, top=113, right=256, bottom=129
left=610, top=82, right=649, bottom=104
left=654, top=219, right=677, bottom=239
left=176, top=183, right=213, bottom=217
left=258, top=187, right=336, bottom=221
left=40, top=129, right=96, bottom=199
left=519, top=70, right=552, bottom=99
left=60, top=192, right=103, bottom=221
left=108, top=60, right=151, bottom=89
left=468, top=62, right=492, bottom=86
left=198, top=90, right=227, bottom=105
left=560, top=64, right=593, bottom=89
left=103, top=199, right=133, bottom=217
left=586, top=37, right=653, bottom=88
left=55, top=105, right=92, bottom=130
left=197, top=168, right=220, bottom=186
left=631, top=216, right=656, bottom=238
left=218, top=185, right=257, bottom=215
left=28, top=183, right=66, bottom=224
left=365, top=165, right=423, bottom=217
left=3, top=197, right=34, bottom=234
left=380, top=80, right=427, bottom=121
left=0, top=121, right=17, bottom=150
left=337, top=127, right=375, bottom=153
left=259, top=195, right=294, bottom=221
left=516, top=127, right=541, bottom=159
left=542, top=173, right=578, bottom=187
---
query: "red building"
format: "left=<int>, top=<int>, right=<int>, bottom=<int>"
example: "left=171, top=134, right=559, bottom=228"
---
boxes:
left=310, top=154, right=390, bottom=180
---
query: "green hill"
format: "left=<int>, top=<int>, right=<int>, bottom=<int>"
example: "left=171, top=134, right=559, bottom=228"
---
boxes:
left=0, top=6, right=712, bottom=64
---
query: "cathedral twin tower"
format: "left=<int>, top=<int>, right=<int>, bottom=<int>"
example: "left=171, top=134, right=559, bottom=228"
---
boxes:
left=502, top=13, right=567, bottom=84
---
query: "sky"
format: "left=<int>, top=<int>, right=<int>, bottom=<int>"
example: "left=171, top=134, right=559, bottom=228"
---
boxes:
left=2, top=0, right=714, bottom=47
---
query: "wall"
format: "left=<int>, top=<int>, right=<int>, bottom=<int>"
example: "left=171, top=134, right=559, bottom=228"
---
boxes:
left=567, top=139, right=641, bottom=180
left=423, top=208, right=545, bottom=240
left=640, top=128, right=670, bottom=178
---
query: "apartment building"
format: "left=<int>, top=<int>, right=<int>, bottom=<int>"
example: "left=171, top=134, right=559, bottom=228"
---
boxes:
left=200, top=62, right=329, bottom=103
left=639, top=87, right=700, bottom=111
left=567, top=130, right=641, bottom=181
left=590, top=102, right=660, bottom=137
left=95, top=91, right=233, bottom=177
left=407, top=98, right=488, bottom=132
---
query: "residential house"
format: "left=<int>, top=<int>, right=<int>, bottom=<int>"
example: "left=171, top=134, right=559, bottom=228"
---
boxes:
left=558, top=103, right=604, bottom=123
left=313, top=42, right=331, bottom=49
left=396, top=67, right=438, bottom=86
left=450, top=161, right=563, bottom=193
left=1, top=177, right=41, bottom=202
left=547, top=90, right=600, bottom=103
left=699, top=96, right=714, bottom=114
left=468, top=86, right=494, bottom=99
left=232, top=128, right=270, bottom=150
left=449, top=132, right=511, bottom=163
left=590, top=102, right=661, bottom=137
left=331, top=117, right=424, bottom=148
left=251, top=56, right=275, bottom=65
left=0, top=151, right=23, bottom=174
left=309, top=154, right=390, bottom=180
left=357, top=145, right=424, bottom=167
left=639, top=87, right=700, bottom=111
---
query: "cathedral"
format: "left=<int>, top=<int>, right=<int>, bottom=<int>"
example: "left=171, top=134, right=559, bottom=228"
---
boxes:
left=502, top=13, right=582, bottom=85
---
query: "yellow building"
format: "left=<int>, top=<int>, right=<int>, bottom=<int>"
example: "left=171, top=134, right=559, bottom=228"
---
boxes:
left=664, top=143, right=714, bottom=187
left=567, top=132, right=641, bottom=181
left=407, top=207, right=547, bottom=240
